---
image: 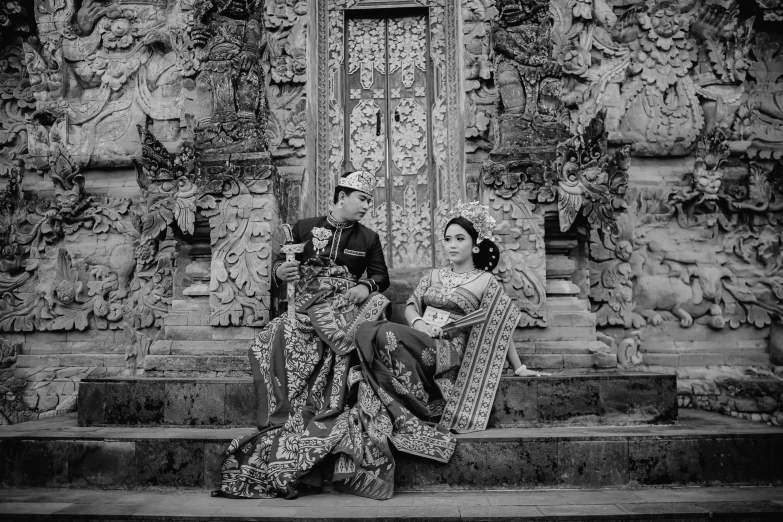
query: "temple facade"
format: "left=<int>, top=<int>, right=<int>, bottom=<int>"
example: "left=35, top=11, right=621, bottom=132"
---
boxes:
left=1, top=0, right=783, bottom=426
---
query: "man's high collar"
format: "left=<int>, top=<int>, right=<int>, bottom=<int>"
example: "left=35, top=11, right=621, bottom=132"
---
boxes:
left=326, top=213, right=355, bottom=229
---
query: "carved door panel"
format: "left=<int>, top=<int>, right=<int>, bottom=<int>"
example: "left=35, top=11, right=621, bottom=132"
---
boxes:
left=345, top=15, right=434, bottom=268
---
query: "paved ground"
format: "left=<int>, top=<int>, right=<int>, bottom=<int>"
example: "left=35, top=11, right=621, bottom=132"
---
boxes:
left=1, top=486, right=783, bottom=520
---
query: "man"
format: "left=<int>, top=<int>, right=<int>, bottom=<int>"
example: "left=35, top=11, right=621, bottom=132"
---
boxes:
left=219, top=170, right=392, bottom=500
left=273, top=170, right=389, bottom=306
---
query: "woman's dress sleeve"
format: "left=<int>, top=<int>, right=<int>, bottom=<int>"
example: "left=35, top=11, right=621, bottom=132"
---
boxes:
left=405, top=271, right=432, bottom=315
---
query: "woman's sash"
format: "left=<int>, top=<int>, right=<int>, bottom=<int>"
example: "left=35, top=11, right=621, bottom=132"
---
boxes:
left=439, top=277, right=521, bottom=433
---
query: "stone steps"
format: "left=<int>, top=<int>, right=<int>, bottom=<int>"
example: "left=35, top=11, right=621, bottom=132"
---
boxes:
left=1, top=486, right=782, bottom=521
left=76, top=373, right=676, bottom=428
left=1, top=410, right=780, bottom=492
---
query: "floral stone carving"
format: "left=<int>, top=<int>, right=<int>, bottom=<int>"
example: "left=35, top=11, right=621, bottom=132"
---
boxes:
left=743, top=32, right=783, bottom=160
left=0, top=41, right=34, bottom=177
left=612, top=1, right=702, bottom=155
left=25, top=0, right=184, bottom=167
left=134, top=127, right=281, bottom=326
left=564, top=0, right=753, bottom=156
left=264, top=0, right=307, bottom=156
left=463, top=0, right=498, bottom=155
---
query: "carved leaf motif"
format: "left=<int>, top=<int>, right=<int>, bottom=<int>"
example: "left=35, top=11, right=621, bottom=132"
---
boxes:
left=388, top=17, right=427, bottom=88
left=141, top=192, right=175, bottom=243
left=348, top=18, right=385, bottom=89
left=390, top=185, right=431, bottom=267
left=364, top=202, right=388, bottom=250
left=557, top=188, right=581, bottom=232
left=174, top=197, right=197, bottom=235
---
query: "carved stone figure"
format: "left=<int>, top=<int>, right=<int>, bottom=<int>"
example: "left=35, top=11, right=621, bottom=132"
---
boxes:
left=633, top=263, right=730, bottom=329
left=25, top=0, right=183, bottom=167
left=611, top=0, right=702, bottom=155
left=492, top=0, right=569, bottom=149
left=191, top=0, right=267, bottom=153
left=539, top=108, right=630, bottom=236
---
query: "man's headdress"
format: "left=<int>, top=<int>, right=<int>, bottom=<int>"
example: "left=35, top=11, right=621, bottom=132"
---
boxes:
left=337, top=170, right=376, bottom=196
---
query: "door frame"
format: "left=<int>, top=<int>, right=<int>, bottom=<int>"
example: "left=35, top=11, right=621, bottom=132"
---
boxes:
left=310, top=0, right=465, bottom=240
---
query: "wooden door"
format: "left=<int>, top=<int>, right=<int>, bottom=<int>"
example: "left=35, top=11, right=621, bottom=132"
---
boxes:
left=345, top=14, right=434, bottom=268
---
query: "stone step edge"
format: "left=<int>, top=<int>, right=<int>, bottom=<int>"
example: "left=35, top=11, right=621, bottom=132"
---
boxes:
left=83, top=372, right=671, bottom=383
left=149, top=340, right=614, bottom=358
left=5, top=418, right=780, bottom=444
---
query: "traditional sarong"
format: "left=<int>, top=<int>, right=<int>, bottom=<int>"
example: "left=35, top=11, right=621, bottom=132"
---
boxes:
left=219, top=264, right=455, bottom=500
left=439, top=277, right=521, bottom=433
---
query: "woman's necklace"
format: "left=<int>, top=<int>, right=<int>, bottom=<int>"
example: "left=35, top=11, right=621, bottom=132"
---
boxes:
left=440, top=266, right=483, bottom=295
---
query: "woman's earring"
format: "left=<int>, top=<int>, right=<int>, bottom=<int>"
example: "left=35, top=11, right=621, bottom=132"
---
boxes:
left=472, top=246, right=480, bottom=254
left=338, top=200, right=345, bottom=208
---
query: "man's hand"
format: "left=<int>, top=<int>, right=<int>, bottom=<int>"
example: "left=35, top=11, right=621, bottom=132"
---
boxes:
left=276, top=261, right=300, bottom=282
left=343, top=285, right=370, bottom=306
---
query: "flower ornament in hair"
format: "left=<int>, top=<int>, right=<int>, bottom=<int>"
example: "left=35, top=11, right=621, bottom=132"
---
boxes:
left=445, top=201, right=497, bottom=243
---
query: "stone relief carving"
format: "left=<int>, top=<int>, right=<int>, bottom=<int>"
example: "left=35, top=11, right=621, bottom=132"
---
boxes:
left=134, top=127, right=279, bottom=327
left=463, top=0, right=497, bottom=155
left=493, top=0, right=569, bottom=150
left=479, top=154, right=548, bottom=326
left=560, top=0, right=756, bottom=157
left=756, top=0, right=783, bottom=21
left=25, top=0, right=184, bottom=167
left=481, top=181, right=547, bottom=327
left=612, top=1, right=702, bottom=155
left=592, top=124, right=783, bottom=331
left=538, top=108, right=630, bottom=236
left=743, top=32, right=783, bottom=160
left=0, top=2, right=31, bottom=41
left=261, top=20, right=300, bottom=159
left=192, top=0, right=267, bottom=153
left=0, top=140, right=142, bottom=333
left=0, top=42, right=34, bottom=177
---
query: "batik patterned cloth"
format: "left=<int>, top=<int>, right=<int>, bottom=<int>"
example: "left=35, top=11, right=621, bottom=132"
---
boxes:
left=219, top=263, right=454, bottom=500
left=404, top=268, right=523, bottom=433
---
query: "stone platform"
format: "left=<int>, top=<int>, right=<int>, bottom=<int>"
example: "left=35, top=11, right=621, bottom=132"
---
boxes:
left=75, top=372, right=677, bottom=428
left=1, top=486, right=782, bottom=521
left=1, top=410, right=780, bottom=491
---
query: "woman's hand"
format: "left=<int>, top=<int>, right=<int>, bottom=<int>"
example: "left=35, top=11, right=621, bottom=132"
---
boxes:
left=413, top=320, right=442, bottom=338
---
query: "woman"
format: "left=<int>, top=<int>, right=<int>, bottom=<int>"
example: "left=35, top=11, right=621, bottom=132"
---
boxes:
left=354, top=201, right=531, bottom=439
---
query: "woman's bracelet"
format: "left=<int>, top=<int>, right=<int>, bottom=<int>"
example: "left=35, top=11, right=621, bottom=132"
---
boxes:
left=410, top=317, right=426, bottom=329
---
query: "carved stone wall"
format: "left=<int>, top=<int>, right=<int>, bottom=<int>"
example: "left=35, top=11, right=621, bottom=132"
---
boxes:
left=571, top=1, right=783, bottom=421
left=0, top=0, right=282, bottom=423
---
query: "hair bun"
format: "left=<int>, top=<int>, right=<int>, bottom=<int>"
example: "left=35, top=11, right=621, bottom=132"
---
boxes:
left=476, top=238, right=501, bottom=272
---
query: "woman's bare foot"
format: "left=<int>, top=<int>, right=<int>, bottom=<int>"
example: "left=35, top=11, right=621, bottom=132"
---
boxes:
left=514, top=364, right=549, bottom=377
